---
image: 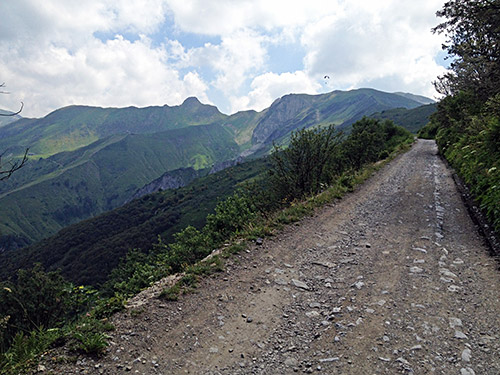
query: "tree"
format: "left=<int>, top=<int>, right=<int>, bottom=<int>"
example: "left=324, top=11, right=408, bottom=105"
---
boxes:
left=269, top=125, right=344, bottom=201
left=0, top=82, right=27, bottom=180
left=432, top=0, right=500, bottom=100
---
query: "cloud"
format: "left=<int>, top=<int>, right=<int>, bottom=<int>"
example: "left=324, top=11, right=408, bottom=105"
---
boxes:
left=1, top=0, right=449, bottom=117
left=165, top=0, right=340, bottom=35
left=301, top=0, right=447, bottom=97
left=231, top=71, right=321, bottom=112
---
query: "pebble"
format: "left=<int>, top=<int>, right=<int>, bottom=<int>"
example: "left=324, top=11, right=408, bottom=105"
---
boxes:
left=413, top=247, right=427, bottom=253
left=455, top=330, right=468, bottom=339
left=440, top=268, right=458, bottom=278
left=319, top=357, right=339, bottom=363
left=306, top=311, right=320, bottom=318
left=449, top=318, right=463, bottom=328
left=409, top=266, right=424, bottom=273
left=291, top=279, right=310, bottom=290
left=461, top=348, right=472, bottom=362
left=353, top=281, right=365, bottom=289
left=460, top=368, right=476, bottom=375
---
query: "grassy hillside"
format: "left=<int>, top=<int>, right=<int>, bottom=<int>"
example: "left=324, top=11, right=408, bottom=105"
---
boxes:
left=368, top=103, right=437, bottom=133
left=251, top=88, right=424, bottom=147
left=0, top=98, right=226, bottom=158
left=0, top=88, right=429, bottom=251
left=0, top=109, right=22, bottom=127
left=0, top=124, right=239, bottom=246
left=0, top=158, right=268, bottom=286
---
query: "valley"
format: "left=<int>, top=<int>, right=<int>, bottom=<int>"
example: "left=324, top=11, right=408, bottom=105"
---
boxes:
left=0, top=89, right=434, bottom=250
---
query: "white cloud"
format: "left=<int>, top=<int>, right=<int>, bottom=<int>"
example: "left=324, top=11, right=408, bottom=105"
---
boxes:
left=301, top=0, right=447, bottom=98
left=165, top=0, right=341, bottom=35
left=231, top=71, right=321, bottom=112
left=0, top=0, right=449, bottom=117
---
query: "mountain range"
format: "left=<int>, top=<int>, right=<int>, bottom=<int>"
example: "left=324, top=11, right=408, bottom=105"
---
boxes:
left=0, top=88, right=434, bottom=250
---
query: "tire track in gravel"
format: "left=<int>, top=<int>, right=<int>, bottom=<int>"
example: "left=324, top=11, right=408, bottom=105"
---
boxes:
left=43, top=140, right=500, bottom=375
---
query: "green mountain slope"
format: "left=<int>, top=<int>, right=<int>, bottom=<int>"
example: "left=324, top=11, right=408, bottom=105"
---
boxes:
left=251, top=88, right=424, bottom=146
left=368, top=103, right=437, bottom=133
left=0, top=158, right=268, bottom=286
left=0, top=124, right=238, bottom=246
left=0, top=88, right=430, bottom=252
left=0, top=97, right=226, bottom=158
left=0, top=109, right=22, bottom=127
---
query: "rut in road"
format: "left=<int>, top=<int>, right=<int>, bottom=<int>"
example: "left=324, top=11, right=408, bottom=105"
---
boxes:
left=46, top=140, right=500, bottom=375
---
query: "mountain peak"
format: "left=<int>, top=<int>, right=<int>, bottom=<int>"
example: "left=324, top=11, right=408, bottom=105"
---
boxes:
left=182, top=97, right=202, bottom=107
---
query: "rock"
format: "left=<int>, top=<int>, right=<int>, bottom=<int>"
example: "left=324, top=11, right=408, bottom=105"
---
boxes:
left=246, top=317, right=253, bottom=323
left=319, top=357, right=339, bottom=363
left=306, top=311, right=320, bottom=318
left=448, top=285, right=461, bottom=292
left=275, top=278, right=288, bottom=286
left=284, top=357, right=299, bottom=367
left=37, top=364, right=47, bottom=372
left=455, top=330, right=468, bottom=339
left=440, top=277, right=454, bottom=283
left=353, top=281, right=365, bottom=289
left=210, top=347, right=219, bottom=353
left=291, top=279, right=310, bottom=290
left=256, top=238, right=263, bottom=245
left=461, top=348, right=472, bottom=362
left=449, top=317, right=463, bottom=328
left=440, top=268, right=458, bottom=278
left=413, top=247, right=427, bottom=253
left=409, top=266, right=424, bottom=273
left=396, top=357, right=410, bottom=366
left=410, top=345, right=422, bottom=350
left=460, top=368, right=476, bottom=375
left=309, top=302, right=321, bottom=308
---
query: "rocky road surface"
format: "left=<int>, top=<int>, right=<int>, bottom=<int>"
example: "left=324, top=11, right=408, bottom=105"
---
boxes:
left=46, top=140, right=500, bottom=374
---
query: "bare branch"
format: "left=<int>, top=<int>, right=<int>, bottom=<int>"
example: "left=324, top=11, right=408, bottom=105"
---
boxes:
left=0, top=148, right=29, bottom=181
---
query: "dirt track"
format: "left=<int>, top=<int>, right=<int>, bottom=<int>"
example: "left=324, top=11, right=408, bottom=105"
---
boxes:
left=46, top=140, right=500, bottom=375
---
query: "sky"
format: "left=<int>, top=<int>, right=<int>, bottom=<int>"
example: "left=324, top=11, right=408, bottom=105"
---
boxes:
left=0, top=0, right=449, bottom=118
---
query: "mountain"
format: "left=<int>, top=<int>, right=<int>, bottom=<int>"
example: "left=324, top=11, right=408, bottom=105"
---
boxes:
left=394, top=92, right=436, bottom=105
left=0, top=109, right=22, bottom=127
left=0, top=158, right=268, bottom=286
left=0, top=124, right=239, bottom=246
left=0, top=97, right=225, bottom=158
left=368, top=103, right=437, bottom=133
left=250, top=88, right=426, bottom=148
left=0, top=88, right=429, bottom=250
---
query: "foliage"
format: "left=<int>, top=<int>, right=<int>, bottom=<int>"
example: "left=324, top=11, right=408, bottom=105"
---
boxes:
left=269, top=125, right=344, bottom=201
left=0, top=158, right=268, bottom=287
left=432, top=0, right=500, bottom=100
left=428, top=1, right=499, bottom=234
left=0, top=115, right=414, bottom=374
left=432, top=94, right=500, bottom=232
left=369, top=103, right=437, bottom=134
left=0, top=264, right=91, bottom=352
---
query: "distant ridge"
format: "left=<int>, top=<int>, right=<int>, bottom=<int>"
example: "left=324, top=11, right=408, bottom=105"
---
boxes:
left=0, top=88, right=432, bottom=248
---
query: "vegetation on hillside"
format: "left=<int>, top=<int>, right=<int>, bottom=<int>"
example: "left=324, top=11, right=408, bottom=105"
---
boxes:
left=419, top=0, right=499, bottom=234
left=0, top=117, right=412, bottom=373
left=369, top=103, right=437, bottom=134
left=0, top=124, right=239, bottom=247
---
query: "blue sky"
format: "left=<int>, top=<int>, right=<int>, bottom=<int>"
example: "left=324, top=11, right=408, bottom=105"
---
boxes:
left=0, top=0, right=448, bottom=118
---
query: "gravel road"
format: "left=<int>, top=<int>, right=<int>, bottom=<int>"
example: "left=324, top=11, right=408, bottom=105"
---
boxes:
left=44, top=140, right=500, bottom=375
